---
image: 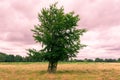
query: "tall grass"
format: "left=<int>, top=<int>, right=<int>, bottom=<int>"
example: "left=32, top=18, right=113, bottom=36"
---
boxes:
left=0, top=62, right=120, bottom=80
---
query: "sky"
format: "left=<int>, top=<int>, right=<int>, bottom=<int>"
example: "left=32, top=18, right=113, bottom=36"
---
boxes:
left=0, top=0, right=120, bottom=59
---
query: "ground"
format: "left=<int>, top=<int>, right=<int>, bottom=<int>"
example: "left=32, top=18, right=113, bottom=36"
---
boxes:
left=0, top=62, right=120, bottom=80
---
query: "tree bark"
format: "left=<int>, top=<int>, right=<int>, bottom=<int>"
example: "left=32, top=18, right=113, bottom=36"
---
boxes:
left=47, top=61, right=58, bottom=73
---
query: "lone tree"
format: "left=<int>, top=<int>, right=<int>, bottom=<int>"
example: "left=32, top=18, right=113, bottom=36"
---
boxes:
left=28, top=3, right=86, bottom=73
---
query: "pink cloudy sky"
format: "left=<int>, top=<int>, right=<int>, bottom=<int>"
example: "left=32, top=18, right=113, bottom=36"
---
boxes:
left=0, top=0, right=120, bottom=59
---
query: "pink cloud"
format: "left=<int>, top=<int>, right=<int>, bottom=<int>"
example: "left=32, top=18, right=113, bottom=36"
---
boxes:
left=0, top=0, right=120, bottom=59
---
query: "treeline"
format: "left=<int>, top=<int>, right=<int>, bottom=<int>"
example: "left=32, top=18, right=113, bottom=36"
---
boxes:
left=73, top=58, right=120, bottom=62
left=1, top=52, right=120, bottom=62
left=0, top=52, right=42, bottom=62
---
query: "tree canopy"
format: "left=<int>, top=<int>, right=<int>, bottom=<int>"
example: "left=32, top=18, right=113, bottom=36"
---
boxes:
left=28, top=3, right=87, bottom=73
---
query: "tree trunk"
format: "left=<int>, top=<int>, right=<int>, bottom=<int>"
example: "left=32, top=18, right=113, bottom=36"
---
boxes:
left=47, top=61, right=58, bottom=73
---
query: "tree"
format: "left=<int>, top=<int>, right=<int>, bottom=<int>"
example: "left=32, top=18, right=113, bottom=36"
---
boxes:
left=86, top=59, right=94, bottom=62
left=15, top=55, right=23, bottom=62
left=95, top=58, right=104, bottom=62
left=104, top=58, right=116, bottom=62
left=0, top=52, right=7, bottom=62
left=118, top=58, right=120, bottom=62
left=28, top=3, right=86, bottom=73
left=5, top=54, right=15, bottom=62
left=28, top=49, right=44, bottom=62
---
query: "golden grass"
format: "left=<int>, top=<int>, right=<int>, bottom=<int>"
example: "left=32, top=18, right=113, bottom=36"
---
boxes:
left=0, top=62, right=120, bottom=80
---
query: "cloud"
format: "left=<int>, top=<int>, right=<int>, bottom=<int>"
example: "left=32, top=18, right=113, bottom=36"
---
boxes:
left=69, top=0, right=120, bottom=29
left=0, top=0, right=120, bottom=59
left=79, top=25, right=120, bottom=59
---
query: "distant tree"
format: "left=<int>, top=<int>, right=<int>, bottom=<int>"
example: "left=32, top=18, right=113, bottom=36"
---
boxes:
left=95, top=58, right=104, bottom=62
left=75, top=59, right=84, bottom=62
left=104, top=58, right=116, bottom=62
left=14, top=55, right=23, bottom=62
left=28, top=49, right=44, bottom=62
left=118, top=58, right=120, bottom=62
left=28, top=3, right=86, bottom=73
left=0, top=52, right=7, bottom=62
left=86, top=59, right=94, bottom=62
left=22, top=56, right=31, bottom=62
left=5, top=54, right=15, bottom=62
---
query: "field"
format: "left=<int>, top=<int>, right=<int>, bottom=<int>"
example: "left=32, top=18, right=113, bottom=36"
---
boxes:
left=0, top=62, right=120, bottom=80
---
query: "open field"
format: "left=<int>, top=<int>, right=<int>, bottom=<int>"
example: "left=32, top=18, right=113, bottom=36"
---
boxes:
left=0, top=62, right=120, bottom=80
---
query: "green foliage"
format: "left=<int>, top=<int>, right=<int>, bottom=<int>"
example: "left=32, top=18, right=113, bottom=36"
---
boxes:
left=28, top=49, right=45, bottom=62
left=5, top=54, right=15, bottom=62
left=118, top=58, right=120, bottom=62
left=0, top=52, right=30, bottom=62
left=28, top=3, right=86, bottom=62
left=0, top=52, right=7, bottom=62
left=95, top=58, right=104, bottom=62
left=14, top=55, right=23, bottom=62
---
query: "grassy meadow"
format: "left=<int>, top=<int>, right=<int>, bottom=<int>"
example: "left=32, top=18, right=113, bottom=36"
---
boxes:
left=0, top=62, right=120, bottom=80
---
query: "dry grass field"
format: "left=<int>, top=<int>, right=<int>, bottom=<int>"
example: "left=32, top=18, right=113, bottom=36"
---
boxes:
left=0, top=62, right=120, bottom=80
